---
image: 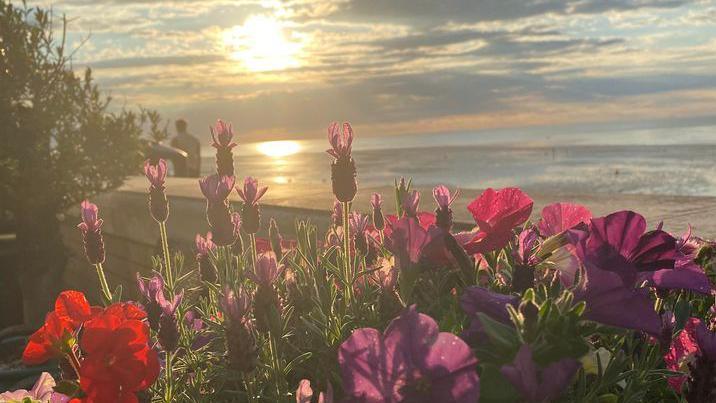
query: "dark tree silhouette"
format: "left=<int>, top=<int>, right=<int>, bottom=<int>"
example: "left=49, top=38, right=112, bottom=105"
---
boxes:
left=0, top=1, right=161, bottom=325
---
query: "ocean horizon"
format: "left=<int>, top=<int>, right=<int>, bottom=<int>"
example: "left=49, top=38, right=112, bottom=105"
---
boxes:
left=199, top=124, right=716, bottom=197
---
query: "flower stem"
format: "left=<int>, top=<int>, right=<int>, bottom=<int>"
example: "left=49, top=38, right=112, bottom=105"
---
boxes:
left=159, top=221, right=173, bottom=290
left=94, top=262, right=112, bottom=304
left=249, top=233, right=258, bottom=267
left=66, top=350, right=82, bottom=379
left=164, top=350, right=174, bottom=402
left=342, top=201, right=352, bottom=304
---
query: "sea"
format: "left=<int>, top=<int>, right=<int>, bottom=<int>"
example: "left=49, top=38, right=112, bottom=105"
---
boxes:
left=201, top=124, right=716, bottom=196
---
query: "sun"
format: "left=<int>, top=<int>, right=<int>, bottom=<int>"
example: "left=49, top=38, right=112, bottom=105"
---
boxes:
left=256, top=140, right=301, bottom=158
left=223, top=15, right=302, bottom=72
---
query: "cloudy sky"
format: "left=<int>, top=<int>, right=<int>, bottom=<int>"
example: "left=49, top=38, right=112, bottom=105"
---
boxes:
left=26, top=0, right=716, bottom=143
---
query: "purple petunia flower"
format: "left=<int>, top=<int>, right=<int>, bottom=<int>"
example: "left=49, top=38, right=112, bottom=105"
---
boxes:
left=460, top=286, right=519, bottom=342
left=637, top=225, right=712, bottom=295
left=500, top=344, right=580, bottom=403
left=578, top=210, right=677, bottom=284
left=338, top=305, right=479, bottom=402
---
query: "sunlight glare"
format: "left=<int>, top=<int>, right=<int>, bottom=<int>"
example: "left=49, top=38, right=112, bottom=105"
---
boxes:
left=256, top=140, right=301, bottom=158
left=223, top=15, right=302, bottom=72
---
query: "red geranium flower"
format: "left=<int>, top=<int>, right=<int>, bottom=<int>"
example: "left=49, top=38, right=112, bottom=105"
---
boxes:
left=464, top=188, right=533, bottom=255
left=23, top=290, right=95, bottom=365
left=77, top=307, right=159, bottom=403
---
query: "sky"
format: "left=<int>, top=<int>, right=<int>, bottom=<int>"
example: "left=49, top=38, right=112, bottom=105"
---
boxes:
left=24, top=0, right=716, bottom=143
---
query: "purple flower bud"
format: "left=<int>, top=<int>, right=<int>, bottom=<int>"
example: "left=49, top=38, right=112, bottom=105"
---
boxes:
left=370, top=193, right=383, bottom=210
left=220, top=285, right=251, bottom=323
left=231, top=212, right=242, bottom=238
left=199, top=174, right=235, bottom=204
left=237, top=177, right=268, bottom=206
left=143, top=158, right=167, bottom=188
left=77, top=200, right=105, bottom=264
left=195, top=232, right=216, bottom=258
left=210, top=119, right=236, bottom=149
left=137, top=273, right=166, bottom=331
left=247, top=252, right=284, bottom=288
left=325, top=122, right=353, bottom=160
left=370, top=193, right=385, bottom=231
left=331, top=200, right=343, bottom=227
left=432, top=185, right=459, bottom=210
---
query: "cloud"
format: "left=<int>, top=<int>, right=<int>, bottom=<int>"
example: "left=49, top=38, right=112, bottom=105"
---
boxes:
left=332, top=0, right=695, bottom=24
left=20, top=0, right=716, bottom=142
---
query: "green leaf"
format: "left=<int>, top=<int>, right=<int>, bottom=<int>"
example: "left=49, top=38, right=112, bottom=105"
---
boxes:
left=477, top=312, right=519, bottom=350
left=478, top=363, right=520, bottom=402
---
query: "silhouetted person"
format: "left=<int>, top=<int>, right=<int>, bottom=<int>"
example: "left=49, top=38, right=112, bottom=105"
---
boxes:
left=170, top=118, right=201, bottom=177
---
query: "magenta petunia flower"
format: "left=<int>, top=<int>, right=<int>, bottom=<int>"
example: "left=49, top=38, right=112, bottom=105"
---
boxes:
left=338, top=305, right=479, bottom=402
left=537, top=202, right=591, bottom=238
left=199, top=174, right=235, bottom=204
left=464, top=188, right=534, bottom=255
left=326, top=121, right=353, bottom=160
left=402, top=190, right=420, bottom=217
left=247, top=252, right=283, bottom=288
left=500, top=344, right=580, bottom=403
left=383, top=212, right=435, bottom=239
left=143, top=159, right=167, bottom=189
left=385, top=216, right=433, bottom=270
left=210, top=119, right=236, bottom=149
left=237, top=176, right=268, bottom=206
left=433, top=185, right=460, bottom=210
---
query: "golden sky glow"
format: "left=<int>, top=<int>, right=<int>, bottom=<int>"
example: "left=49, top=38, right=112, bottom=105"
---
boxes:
left=222, top=15, right=303, bottom=72
left=32, top=0, right=716, bottom=142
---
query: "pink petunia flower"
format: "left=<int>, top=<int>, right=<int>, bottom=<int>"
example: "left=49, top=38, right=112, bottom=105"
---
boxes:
left=537, top=202, right=591, bottom=238
left=464, top=188, right=534, bottom=255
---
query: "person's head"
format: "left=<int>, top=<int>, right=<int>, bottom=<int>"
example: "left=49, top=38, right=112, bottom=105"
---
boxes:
left=175, top=118, right=188, bottom=133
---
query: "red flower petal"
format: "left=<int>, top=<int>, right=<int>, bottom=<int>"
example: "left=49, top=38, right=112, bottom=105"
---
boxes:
left=55, top=290, right=92, bottom=327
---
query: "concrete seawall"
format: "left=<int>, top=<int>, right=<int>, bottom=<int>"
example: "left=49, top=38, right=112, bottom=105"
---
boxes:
left=59, top=176, right=716, bottom=302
